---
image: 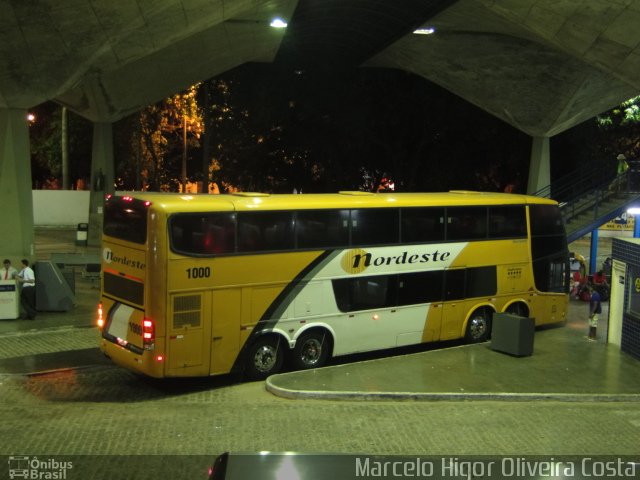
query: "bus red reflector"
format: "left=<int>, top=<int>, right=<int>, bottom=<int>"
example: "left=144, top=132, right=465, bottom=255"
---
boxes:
left=156, top=355, right=164, bottom=362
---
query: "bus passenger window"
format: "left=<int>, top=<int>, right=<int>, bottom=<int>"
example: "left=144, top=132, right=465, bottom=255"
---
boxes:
left=332, top=275, right=398, bottom=312
left=351, top=209, right=399, bottom=246
left=444, top=269, right=466, bottom=301
left=238, top=211, right=294, bottom=252
left=466, top=266, right=497, bottom=297
left=446, top=207, right=487, bottom=241
left=170, top=213, right=236, bottom=255
left=488, top=206, right=526, bottom=238
left=296, top=210, right=349, bottom=249
left=202, top=214, right=235, bottom=254
left=401, top=208, right=445, bottom=243
left=397, top=271, right=444, bottom=305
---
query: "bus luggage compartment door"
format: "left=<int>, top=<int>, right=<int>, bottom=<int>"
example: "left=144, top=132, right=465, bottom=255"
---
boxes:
left=167, top=291, right=211, bottom=376
left=210, top=288, right=241, bottom=375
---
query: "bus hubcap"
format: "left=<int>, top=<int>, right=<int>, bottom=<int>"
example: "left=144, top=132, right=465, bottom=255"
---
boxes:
left=254, top=345, right=277, bottom=372
left=301, top=338, right=322, bottom=366
left=469, top=317, right=487, bottom=339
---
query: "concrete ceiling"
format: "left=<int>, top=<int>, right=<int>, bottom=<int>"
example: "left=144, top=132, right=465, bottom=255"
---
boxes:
left=0, top=0, right=298, bottom=121
left=366, top=0, right=640, bottom=137
left=1, top=0, right=639, bottom=137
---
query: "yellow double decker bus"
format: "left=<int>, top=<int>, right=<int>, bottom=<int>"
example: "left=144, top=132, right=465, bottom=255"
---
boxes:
left=97, top=191, right=569, bottom=379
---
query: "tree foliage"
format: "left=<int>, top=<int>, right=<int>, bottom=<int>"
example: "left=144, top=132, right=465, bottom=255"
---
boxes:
left=115, top=86, right=203, bottom=191
left=596, top=95, right=640, bottom=159
left=551, top=96, right=640, bottom=181
left=29, top=103, right=92, bottom=188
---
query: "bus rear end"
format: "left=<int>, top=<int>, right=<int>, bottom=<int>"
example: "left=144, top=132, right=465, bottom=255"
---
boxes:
left=98, top=195, right=165, bottom=377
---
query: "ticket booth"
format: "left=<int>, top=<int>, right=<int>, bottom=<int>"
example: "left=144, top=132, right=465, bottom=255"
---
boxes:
left=0, top=279, right=19, bottom=319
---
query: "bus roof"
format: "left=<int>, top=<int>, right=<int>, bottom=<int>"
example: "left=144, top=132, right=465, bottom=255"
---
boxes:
left=112, top=191, right=558, bottom=213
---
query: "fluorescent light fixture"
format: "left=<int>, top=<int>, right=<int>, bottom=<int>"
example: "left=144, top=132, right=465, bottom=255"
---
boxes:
left=627, top=207, right=640, bottom=215
left=413, top=27, right=435, bottom=35
left=270, top=18, right=287, bottom=28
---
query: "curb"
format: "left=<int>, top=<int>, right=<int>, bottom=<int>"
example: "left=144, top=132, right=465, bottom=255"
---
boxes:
left=265, top=378, right=640, bottom=402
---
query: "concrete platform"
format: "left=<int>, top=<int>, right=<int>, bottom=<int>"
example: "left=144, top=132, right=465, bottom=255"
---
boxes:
left=267, top=301, right=640, bottom=401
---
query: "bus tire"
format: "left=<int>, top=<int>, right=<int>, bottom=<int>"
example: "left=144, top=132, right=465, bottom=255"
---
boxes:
left=505, top=302, right=529, bottom=318
left=465, top=307, right=492, bottom=343
left=245, top=335, right=284, bottom=381
left=291, top=330, right=332, bottom=371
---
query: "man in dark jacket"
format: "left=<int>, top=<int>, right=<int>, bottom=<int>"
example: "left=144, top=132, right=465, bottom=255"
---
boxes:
left=588, top=285, right=602, bottom=341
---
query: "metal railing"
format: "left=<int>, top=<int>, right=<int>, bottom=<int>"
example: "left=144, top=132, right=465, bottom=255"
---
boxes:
left=533, top=160, right=640, bottom=242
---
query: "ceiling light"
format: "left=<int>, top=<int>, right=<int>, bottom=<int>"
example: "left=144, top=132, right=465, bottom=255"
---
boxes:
left=270, top=18, right=287, bottom=28
left=413, top=27, right=435, bottom=35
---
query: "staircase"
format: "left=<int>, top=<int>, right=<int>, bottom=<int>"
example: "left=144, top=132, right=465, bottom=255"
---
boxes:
left=533, top=160, right=640, bottom=243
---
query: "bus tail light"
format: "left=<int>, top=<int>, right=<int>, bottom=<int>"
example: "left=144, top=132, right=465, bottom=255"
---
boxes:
left=97, top=302, right=104, bottom=329
left=143, top=318, right=155, bottom=350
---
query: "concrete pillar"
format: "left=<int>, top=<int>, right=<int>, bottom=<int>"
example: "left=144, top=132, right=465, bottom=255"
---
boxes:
left=0, top=108, right=34, bottom=260
left=88, top=122, right=115, bottom=247
left=607, top=259, right=625, bottom=347
left=526, top=136, right=550, bottom=195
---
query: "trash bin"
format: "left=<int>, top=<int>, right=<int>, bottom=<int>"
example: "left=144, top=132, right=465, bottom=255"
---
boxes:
left=491, top=313, right=535, bottom=357
left=76, top=223, right=89, bottom=246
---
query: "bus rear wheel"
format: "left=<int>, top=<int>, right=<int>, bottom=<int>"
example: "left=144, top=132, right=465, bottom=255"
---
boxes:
left=465, top=308, right=492, bottom=343
left=245, top=335, right=284, bottom=381
left=291, top=330, right=331, bottom=370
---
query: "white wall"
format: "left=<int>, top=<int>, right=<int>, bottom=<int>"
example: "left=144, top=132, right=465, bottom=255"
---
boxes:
left=32, top=190, right=90, bottom=226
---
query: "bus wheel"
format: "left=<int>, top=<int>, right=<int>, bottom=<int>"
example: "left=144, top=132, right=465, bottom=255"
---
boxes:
left=245, top=336, right=284, bottom=381
left=291, top=330, right=331, bottom=370
left=465, top=308, right=492, bottom=343
left=505, top=302, right=529, bottom=318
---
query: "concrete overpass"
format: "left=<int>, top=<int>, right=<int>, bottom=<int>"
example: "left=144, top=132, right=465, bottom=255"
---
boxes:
left=1, top=0, right=640, bottom=258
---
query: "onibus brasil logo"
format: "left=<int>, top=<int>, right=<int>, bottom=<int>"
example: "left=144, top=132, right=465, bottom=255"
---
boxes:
left=8, top=456, right=72, bottom=479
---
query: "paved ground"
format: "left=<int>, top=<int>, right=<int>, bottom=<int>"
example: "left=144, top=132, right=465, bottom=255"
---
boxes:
left=0, top=229, right=638, bottom=479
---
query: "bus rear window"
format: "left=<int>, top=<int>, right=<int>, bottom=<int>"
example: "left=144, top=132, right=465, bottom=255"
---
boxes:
left=104, top=196, right=149, bottom=244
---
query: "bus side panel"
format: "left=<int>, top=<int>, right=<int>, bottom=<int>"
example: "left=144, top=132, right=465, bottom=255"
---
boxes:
left=451, top=239, right=530, bottom=268
left=210, top=288, right=242, bottom=375
left=422, top=303, right=443, bottom=342
left=166, top=290, right=211, bottom=377
left=527, top=293, right=567, bottom=326
left=497, top=263, right=531, bottom=294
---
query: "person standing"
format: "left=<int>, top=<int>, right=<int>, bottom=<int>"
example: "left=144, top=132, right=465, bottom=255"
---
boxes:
left=617, top=153, right=629, bottom=175
left=587, top=285, right=601, bottom=341
left=1, top=259, right=18, bottom=280
left=17, top=259, right=36, bottom=319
